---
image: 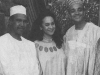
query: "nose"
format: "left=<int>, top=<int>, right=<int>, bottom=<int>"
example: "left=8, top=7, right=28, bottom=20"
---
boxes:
left=49, top=24, right=53, bottom=29
left=75, top=10, right=79, bottom=15
left=20, top=21, right=24, bottom=26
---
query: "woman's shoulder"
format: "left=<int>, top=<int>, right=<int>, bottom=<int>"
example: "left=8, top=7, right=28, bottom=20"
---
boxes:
left=34, top=40, right=44, bottom=46
left=57, top=48, right=65, bottom=57
left=34, top=40, right=39, bottom=43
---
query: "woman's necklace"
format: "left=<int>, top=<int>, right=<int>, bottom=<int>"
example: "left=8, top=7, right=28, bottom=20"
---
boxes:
left=36, top=37, right=57, bottom=52
left=42, top=37, right=53, bottom=43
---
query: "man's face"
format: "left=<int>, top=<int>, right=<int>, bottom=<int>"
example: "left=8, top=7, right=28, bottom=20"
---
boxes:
left=11, top=14, right=28, bottom=36
left=69, top=3, right=84, bottom=22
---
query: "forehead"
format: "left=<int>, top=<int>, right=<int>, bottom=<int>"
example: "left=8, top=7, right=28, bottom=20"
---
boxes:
left=14, top=14, right=27, bottom=20
left=43, top=16, right=54, bottom=23
left=70, top=3, right=83, bottom=9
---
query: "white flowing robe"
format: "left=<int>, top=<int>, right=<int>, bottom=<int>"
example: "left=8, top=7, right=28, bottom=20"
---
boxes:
left=0, top=33, right=39, bottom=75
left=63, top=22, right=100, bottom=75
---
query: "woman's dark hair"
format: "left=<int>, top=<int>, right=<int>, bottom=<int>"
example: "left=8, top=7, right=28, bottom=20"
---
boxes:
left=29, top=9, right=63, bottom=49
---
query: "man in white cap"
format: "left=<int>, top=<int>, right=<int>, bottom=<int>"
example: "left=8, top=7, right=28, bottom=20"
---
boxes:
left=0, top=5, right=40, bottom=75
left=63, top=0, right=100, bottom=75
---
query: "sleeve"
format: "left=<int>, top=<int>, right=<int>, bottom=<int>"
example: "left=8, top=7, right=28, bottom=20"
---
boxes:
left=62, top=34, right=68, bottom=55
left=62, top=33, right=69, bottom=75
left=59, top=51, right=67, bottom=75
left=95, top=27, right=100, bottom=43
left=36, top=47, right=43, bottom=75
left=62, top=35, right=66, bottom=51
left=57, top=53, right=66, bottom=75
left=88, top=44, right=95, bottom=75
left=32, top=44, right=40, bottom=75
left=89, top=27, right=100, bottom=75
left=0, top=61, right=5, bottom=75
left=88, top=27, right=100, bottom=75
left=34, top=42, right=43, bottom=75
left=93, top=39, right=100, bottom=75
left=0, top=43, right=6, bottom=75
left=62, top=32, right=70, bottom=57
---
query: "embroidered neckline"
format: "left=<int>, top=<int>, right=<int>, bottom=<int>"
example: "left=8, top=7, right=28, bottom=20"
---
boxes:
left=35, top=43, right=57, bottom=52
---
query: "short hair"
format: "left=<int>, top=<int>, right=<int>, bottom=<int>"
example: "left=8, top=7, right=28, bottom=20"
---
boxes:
left=30, top=9, right=63, bottom=49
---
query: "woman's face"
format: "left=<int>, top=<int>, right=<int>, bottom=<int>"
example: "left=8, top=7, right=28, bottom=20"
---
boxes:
left=42, top=16, right=55, bottom=36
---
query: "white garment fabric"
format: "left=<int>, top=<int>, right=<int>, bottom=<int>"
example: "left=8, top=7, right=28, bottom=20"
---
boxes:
left=94, top=38, right=100, bottom=75
left=35, top=41, right=66, bottom=75
left=63, top=22, right=100, bottom=75
left=0, top=33, right=39, bottom=75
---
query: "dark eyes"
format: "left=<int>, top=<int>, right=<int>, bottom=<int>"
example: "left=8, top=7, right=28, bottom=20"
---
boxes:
left=16, top=19, right=28, bottom=23
left=70, top=9, right=75, bottom=13
left=45, top=22, right=55, bottom=26
left=78, top=8, right=83, bottom=12
left=16, top=19, right=22, bottom=22
left=45, top=23, right=49, bottom=26
left=70, top=8, right=83, bottom=13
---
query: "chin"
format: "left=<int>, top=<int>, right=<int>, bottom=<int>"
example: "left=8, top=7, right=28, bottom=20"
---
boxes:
left=48, top=32, right=54, bottom=36
left=48, top=34, right=53, bottom=36
left=17, top=32, right=23, bottom=36
left=73, top=17, right=83, bottom=22
left=75, top=20, right=81, bottom=22
left=73, top=19, right=82, bottom=22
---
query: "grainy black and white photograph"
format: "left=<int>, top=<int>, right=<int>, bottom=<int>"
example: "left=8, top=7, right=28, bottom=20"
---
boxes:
left=0, top=0, right=99, bottom=75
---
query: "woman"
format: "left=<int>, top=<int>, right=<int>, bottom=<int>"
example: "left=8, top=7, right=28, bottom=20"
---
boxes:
left=30, top=10, right=66, bottom=75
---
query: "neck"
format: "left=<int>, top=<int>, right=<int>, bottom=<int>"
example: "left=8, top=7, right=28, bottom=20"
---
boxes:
left=43, top=34, right=52, bottom=43
left=9, top=32, right=22, bottom=41
left=75, top=20, right=86, bottom=30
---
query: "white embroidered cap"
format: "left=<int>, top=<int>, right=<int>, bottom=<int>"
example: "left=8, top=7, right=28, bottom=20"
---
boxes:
left=10, top=5, right=26, bottom=16
left=67, top=0, right=83, bottom=6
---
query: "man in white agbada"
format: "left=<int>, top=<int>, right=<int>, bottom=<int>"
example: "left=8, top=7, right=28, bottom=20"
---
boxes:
left=63, top=0, right=100, bottom=75
left=0, top=5, right=39, bottom=75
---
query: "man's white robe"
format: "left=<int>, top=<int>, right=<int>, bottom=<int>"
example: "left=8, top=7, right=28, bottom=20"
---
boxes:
left=0, top=33, right=39, bottom=75
left=63, top=22, right=100, bottom=75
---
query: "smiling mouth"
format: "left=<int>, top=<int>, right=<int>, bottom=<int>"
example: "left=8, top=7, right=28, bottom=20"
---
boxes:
left=48, top=29, right=55, bottom=32
left=75, top=15, right=81, bottom=18
left=74, top=17, right=82, bottom=20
